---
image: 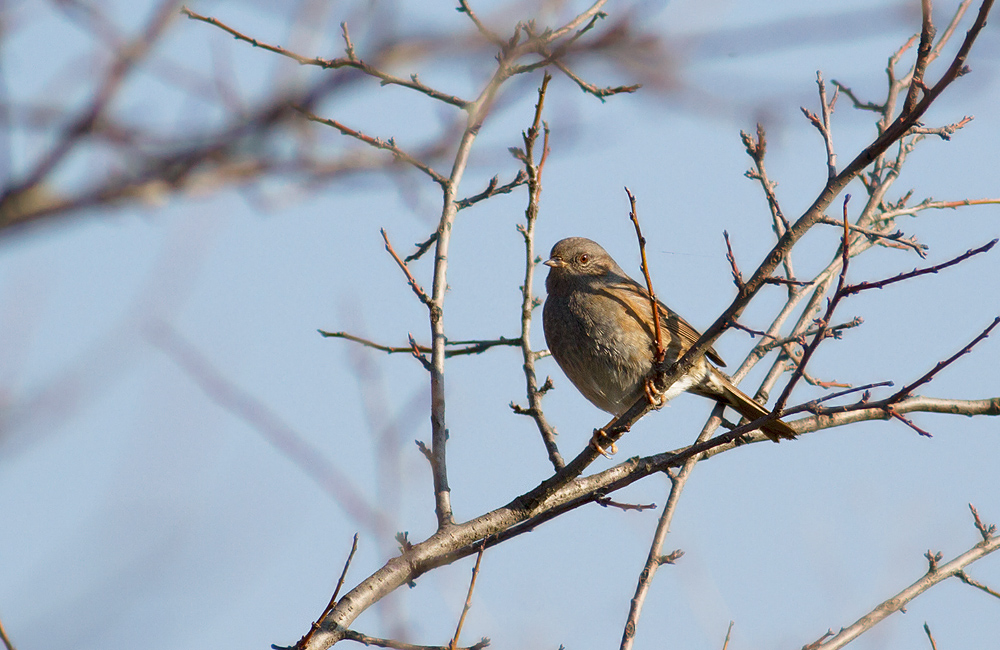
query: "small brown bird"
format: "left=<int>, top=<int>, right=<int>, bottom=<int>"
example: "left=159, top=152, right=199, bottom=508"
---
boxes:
left=542, top=237, right=795, bottom=448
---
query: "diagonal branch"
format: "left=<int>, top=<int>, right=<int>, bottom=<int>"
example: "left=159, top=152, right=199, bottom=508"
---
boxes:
left=810, top=509, right=1000, bottom=649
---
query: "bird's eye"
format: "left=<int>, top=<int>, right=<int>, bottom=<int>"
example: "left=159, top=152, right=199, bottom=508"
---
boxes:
left=578, top=253, right=590, bottom=265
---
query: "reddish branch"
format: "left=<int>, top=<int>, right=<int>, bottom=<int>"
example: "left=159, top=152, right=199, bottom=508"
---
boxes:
left=625, top=188, right=665, bottom=362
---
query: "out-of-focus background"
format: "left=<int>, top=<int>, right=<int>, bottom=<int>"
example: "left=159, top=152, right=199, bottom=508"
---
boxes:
left=1, top=1, right=998, bottom=648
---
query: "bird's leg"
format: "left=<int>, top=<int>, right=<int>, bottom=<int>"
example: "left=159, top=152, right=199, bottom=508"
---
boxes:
left=589, top=428, right=617, bottom=457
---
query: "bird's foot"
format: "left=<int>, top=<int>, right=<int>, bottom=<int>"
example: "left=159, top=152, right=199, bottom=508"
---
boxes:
left=589, top=428, right=617, bottom=458
left=644, top=378, right=664, bottom=409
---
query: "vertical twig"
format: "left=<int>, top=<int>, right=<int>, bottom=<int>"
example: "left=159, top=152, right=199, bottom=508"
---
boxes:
left=515, top=72, right=563, bottom=470
left=619, top=405, right=721, bottom=650
left=721, top=621, right=734, bottom=650
left=625, top=187, right=665, bottom=362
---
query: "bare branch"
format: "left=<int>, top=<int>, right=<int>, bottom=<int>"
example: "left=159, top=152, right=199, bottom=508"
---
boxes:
left=801, top=71, right=838, bottom=179
left=516, top=73, right=563, bottom=471
left=450, top=544, right=486, bottom=650
left=456, top=171, right=528, bottom=211
left=881, top=196, right=1000, bottom=220
left=626, top=187, right=665, bottom=362
left=723, top=231, right=744, bottom=289
left=340, top=629, right=489, bottom=650
left=0, top=612, right=16, bottom=650
left=300, top=534, right=361, bottom=649
left=319, top=331, right=522, bottom=358
left=456, top=0, right=505, bottom=48
left=970, top=503, right=997, bottom=541
left=182, top=7, right=470, bottom=108
left=145, top=323, right=391, bottom=536
left=903, top=0, right=937, bottom=115
left=886, top=316, right=999, bottom=402
left=810, top=530, right=1000, bottom=649
left=816, top=215, right=928, bottom=256
left=297, top=108, right=448, bottom=186
left=620, top=408, right=720, bottom=650
left=924, top=622, right=939, bottom=650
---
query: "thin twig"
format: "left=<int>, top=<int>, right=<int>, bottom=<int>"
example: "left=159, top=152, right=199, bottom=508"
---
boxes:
left=318, top=331, right=522, bottom=358
left=456, top=171, right=528, bottom=210
left=381, top=228, right=432, bottom=305
left=774, top=194, right=853, bottom=412
left=297, top=108, right=448, bottom=186
left=341, top=629, right=490, bottom=650
left=0, top=612, right=16, bottom=650
left=723, top=231, right=744, bottom=289
left=923, top=622, right=938, bottom=650
left=182, top=7, right=470, bottom=108
left=625, top=187, right=665, bottom=362
left=146, top=323, right=390, bottom=535
left=456, top=0, right=505, bottom=47
left=594, top=497, right=656, bottom=512
left=970, top=503, right=997, bottom=541
left=721, top=622, right=734, bottom=650
left=406, top=232, right=438, bottom=263
left=301, top=534, right=361, bottom=647
left=449, top=543, right=486, bottom=650
left=619, top=409, right=719, bottom=650
left=816, top=216, right=927, bottom=256
left=515, top=72, right=563, bottom=470
left=880, top=196, right=1000, bottom=220
left=810, top=530, right=1000, bottom=649
left=956, top=570, right=1000, bottom=600
left=843, top=239, right=996, bottom=296
left=887, top=316, right=1000, bottom=404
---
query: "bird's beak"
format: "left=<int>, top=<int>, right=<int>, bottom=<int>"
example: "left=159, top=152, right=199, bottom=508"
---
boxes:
left=544, top=257, right=565, bottom=268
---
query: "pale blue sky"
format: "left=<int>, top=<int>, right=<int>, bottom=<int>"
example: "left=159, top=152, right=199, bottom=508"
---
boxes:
left=1, top=1, right=998, bottom=649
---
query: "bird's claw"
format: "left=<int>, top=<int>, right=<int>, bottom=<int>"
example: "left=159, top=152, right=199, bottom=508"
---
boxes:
left=589, top=429, right=617, bottom=457
left=644, top=378, right=664, bottom=409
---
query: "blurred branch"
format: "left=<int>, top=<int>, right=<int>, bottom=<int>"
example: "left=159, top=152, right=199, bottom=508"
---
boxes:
left=2, top=0, right=179, bottom=204
left=181, top=7, right=470, bottom=108
left=145, top=322, right=392, bottom=537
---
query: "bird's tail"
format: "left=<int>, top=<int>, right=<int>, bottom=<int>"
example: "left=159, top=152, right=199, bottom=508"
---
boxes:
left=701, top=368, right=797, bottom=442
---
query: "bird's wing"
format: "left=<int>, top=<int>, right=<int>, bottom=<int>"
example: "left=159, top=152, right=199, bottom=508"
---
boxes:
left=610, top=275, right=727, bottom=367
left=656, top=301, right=727, bottom=367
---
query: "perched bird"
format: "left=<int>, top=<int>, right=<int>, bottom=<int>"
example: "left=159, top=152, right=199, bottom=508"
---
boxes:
left=542, top=237, right=795, bottom=450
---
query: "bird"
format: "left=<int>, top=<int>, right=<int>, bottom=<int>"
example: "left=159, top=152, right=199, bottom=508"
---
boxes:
left=542, top=236, right=795, bottom=452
